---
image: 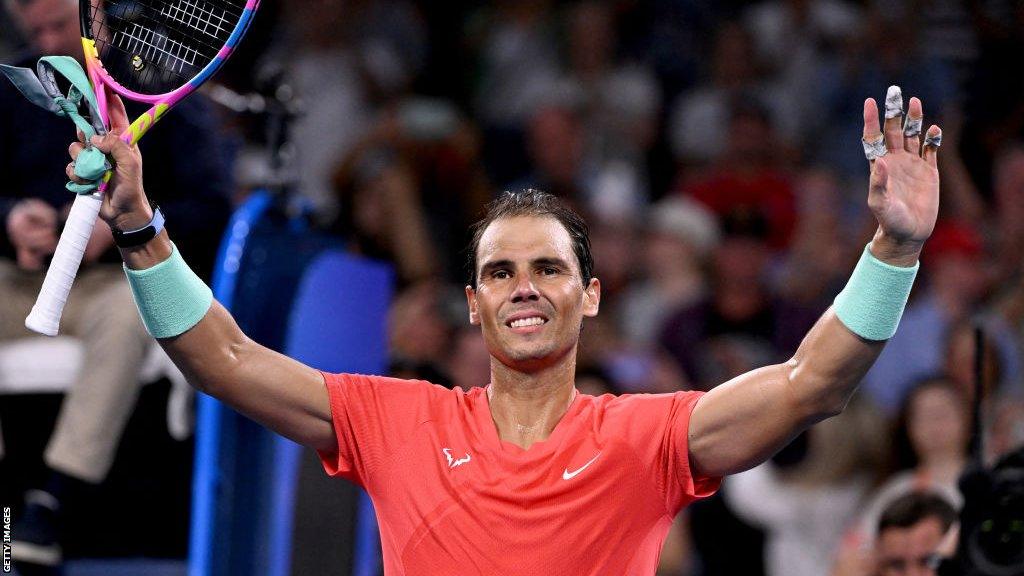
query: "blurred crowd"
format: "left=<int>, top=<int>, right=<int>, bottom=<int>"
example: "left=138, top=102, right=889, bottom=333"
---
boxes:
left=3, top=0, right=1024, bottom=574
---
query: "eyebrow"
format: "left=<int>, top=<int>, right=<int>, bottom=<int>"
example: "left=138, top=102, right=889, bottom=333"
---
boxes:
left=479, top=257, right=572, bottom=277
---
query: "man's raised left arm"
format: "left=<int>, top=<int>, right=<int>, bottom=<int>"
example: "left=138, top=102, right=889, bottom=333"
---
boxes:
left=687, top=88, right=942, bottom=478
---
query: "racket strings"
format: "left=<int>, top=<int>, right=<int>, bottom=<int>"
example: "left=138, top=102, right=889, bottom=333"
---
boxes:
left=87, top=0, right=245, bottom=95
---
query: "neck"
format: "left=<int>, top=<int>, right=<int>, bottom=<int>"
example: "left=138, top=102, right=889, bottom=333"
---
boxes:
left=487, top=354, right=578, bottom=449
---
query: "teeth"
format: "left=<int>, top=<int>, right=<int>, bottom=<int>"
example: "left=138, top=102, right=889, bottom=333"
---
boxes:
left=510, top=317, right=545, bottom=328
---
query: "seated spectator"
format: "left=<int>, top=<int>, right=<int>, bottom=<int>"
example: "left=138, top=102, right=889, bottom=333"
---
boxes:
left=619, top=196, right=718, bottom=347
left=659, top=212, right=818, bottom=387
left=862, top=221, right=997, bottom=412
left=726, top=396, right=888, bottom=576
left=853, top=378, right=969, bottom=546
left=331, top=108, right=490, bottom=283
left=332, top=144, right=438, bottom=285
left=1, top=1, right=231, bottom=572
left=446, top=325, right=492, bottom=392
left=668, top=22, right=795, bottom=168
left=833, top=492, right=958, bottom=576
left=874, top=493, right=958, bottom=576
left=677, top=100, right=797, bottom=249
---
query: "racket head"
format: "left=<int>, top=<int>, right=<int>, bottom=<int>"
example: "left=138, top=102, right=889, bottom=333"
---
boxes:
left=79, top=0, right=259, bottom=102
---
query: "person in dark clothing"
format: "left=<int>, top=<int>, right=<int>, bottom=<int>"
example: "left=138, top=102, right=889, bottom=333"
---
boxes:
left=1, top=0, right=232, bottom=572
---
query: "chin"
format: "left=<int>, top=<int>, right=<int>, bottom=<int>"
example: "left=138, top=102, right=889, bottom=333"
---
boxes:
left=500, top=342, right=572, bottom=370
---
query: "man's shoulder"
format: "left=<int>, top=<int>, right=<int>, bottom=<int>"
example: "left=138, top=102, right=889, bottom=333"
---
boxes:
left=325, top=372, right=460, bottom=404
left=579, top=390, right=704, bottom=418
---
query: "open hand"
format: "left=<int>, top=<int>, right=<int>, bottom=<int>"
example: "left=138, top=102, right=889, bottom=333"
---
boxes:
left=862, top=86, right=941, bottom=264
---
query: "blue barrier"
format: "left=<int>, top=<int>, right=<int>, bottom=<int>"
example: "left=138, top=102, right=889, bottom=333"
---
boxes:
left=189, top=191, right=390, bottom=576
left=189, top=190, right=273, bottom=576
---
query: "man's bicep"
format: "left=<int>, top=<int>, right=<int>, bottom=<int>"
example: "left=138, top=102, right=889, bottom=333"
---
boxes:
left=220, top=345, right=336, bottom=452
left=687, top=364, right=812, bottom=478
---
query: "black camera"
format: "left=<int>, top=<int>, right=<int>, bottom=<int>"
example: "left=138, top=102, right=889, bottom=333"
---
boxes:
left=939, top=446, right=1024, bottom=576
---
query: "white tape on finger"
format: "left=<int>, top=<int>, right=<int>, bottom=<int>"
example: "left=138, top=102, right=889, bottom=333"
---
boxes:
left=862, top=135, right=888, bottom=161
left=885, top=85, right=903, bottom=119
left=25, top=193, right=102, bottom=336
left=903, top=116, right=923, bottom=137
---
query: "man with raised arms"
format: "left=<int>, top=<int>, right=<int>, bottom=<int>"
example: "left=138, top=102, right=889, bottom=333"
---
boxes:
left=69, top=86, right=941, bottom=575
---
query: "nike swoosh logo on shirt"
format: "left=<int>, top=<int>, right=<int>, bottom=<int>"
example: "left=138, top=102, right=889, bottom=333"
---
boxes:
left=562, top=452, right=601, bottom=480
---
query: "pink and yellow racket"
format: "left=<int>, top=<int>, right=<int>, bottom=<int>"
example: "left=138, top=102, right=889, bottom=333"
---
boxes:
left=26, top=0, right=260, bottom=336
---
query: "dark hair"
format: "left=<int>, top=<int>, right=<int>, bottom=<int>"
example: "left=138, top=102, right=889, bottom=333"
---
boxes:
left=878, top=492, right=958, bottom=535
left=466, top=189, right=593, bottom=288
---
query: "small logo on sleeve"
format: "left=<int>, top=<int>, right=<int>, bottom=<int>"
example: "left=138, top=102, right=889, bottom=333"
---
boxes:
left=442, top=448, right=472, bottom=469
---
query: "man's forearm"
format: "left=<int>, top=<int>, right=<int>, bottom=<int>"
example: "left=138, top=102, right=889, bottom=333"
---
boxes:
left=689, top=235, right=920, bottom=477
left=120, top=230, right=242, bottom=392
left=120, top=231, right=334, bottom=450
left=789, top=231, right=920, bottom=415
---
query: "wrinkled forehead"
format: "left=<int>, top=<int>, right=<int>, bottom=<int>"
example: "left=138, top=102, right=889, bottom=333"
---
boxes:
left=476, top=215, right=578, bottom=272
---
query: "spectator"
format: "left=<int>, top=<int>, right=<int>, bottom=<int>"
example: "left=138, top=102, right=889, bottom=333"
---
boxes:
left=659, top=212, right=818, bottom=387
left=774, top=167, right=859, bottom=306
left=833, top=492, right=958, bottom=576
left=1, top=0, right=232, bottom=572
left=872, top=493, right=957, bottom=576
left=469, top=0, right=560, bottom=185
left=387, top=280, right=457, bottom=369
left=958, top=2, right=1024, bottom=193
left=668, top=21, right=795, bottom=168
left=742, top=0, right=863, bottom=149
left=677, top=101, right=798, bottom=249
left=560, top=0, right=661, bottom=219
left=619, top=196, right=718, bottom=346
left=447, top=325, right=492, bottom=392
left=854, top=378, right=969, bottom=547
left=726, top=396, right=888, bottom=576
left=814, top=9, right=955, bottom=181
left=993, top=145, right=1024, bottom=281
left=277, top=0, right=426, bottom=221
left=862, top=221, right=1002, bottom=412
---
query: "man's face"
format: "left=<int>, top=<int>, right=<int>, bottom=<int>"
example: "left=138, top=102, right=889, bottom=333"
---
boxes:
left=10, top=0, right=81, bottom=58
left=876, top=517, right=946, bottom=576
left=466, top=215, right=599, bottom=373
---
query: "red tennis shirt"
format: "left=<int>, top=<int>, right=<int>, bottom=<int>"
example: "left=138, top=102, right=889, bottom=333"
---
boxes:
left=317, top=373, right=721, bottom=575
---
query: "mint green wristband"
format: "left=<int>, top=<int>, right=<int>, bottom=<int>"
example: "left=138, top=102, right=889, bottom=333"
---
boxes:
left=124, top=243, right=213, bottom=339
left=833, top=243, right=919, bottom=341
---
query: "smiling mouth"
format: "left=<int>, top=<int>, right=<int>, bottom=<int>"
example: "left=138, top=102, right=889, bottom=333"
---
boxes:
left=507, top=317, right=548, bottom=328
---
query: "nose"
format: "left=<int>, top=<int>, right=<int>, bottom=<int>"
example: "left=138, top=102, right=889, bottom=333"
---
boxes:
left=510, top=275, right=539, bottom=303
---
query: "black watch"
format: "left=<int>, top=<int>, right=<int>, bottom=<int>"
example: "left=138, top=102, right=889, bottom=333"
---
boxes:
left=112, top=205, right=165, bottom=248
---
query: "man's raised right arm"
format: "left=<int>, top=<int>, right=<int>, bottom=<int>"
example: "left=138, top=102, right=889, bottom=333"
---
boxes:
left=70, top=92, right=335, bottom=453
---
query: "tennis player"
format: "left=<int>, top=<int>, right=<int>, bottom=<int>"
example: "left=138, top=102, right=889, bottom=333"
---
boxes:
left=69, top=87, right=941, bottom=575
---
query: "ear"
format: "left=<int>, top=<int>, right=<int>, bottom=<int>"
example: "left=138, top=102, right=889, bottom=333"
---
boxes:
left=582, top=277, right=601, bottom=317
left=465, top=285, right=480, bottom=325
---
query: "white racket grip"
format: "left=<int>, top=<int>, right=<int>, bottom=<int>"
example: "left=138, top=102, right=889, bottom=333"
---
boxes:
left=25, top=193, right=103, bottom=336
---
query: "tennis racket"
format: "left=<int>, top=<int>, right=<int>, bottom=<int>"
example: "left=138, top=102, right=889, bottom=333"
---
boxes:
left=24, top=0, right=260, bottom=336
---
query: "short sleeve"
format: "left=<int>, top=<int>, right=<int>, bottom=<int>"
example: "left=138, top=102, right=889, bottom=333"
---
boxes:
left=316, top=372, right=447, bottom=486
left=611, top=391, right=722, bottom=514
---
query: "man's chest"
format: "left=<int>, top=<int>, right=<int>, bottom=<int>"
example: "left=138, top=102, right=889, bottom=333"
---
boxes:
left=371, top=418, right=666, bottom=530
left=367, top=419, right=671, bottom=574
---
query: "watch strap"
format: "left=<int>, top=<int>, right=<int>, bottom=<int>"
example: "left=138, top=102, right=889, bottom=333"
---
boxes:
left=112, top=206, right=165, bottom=248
